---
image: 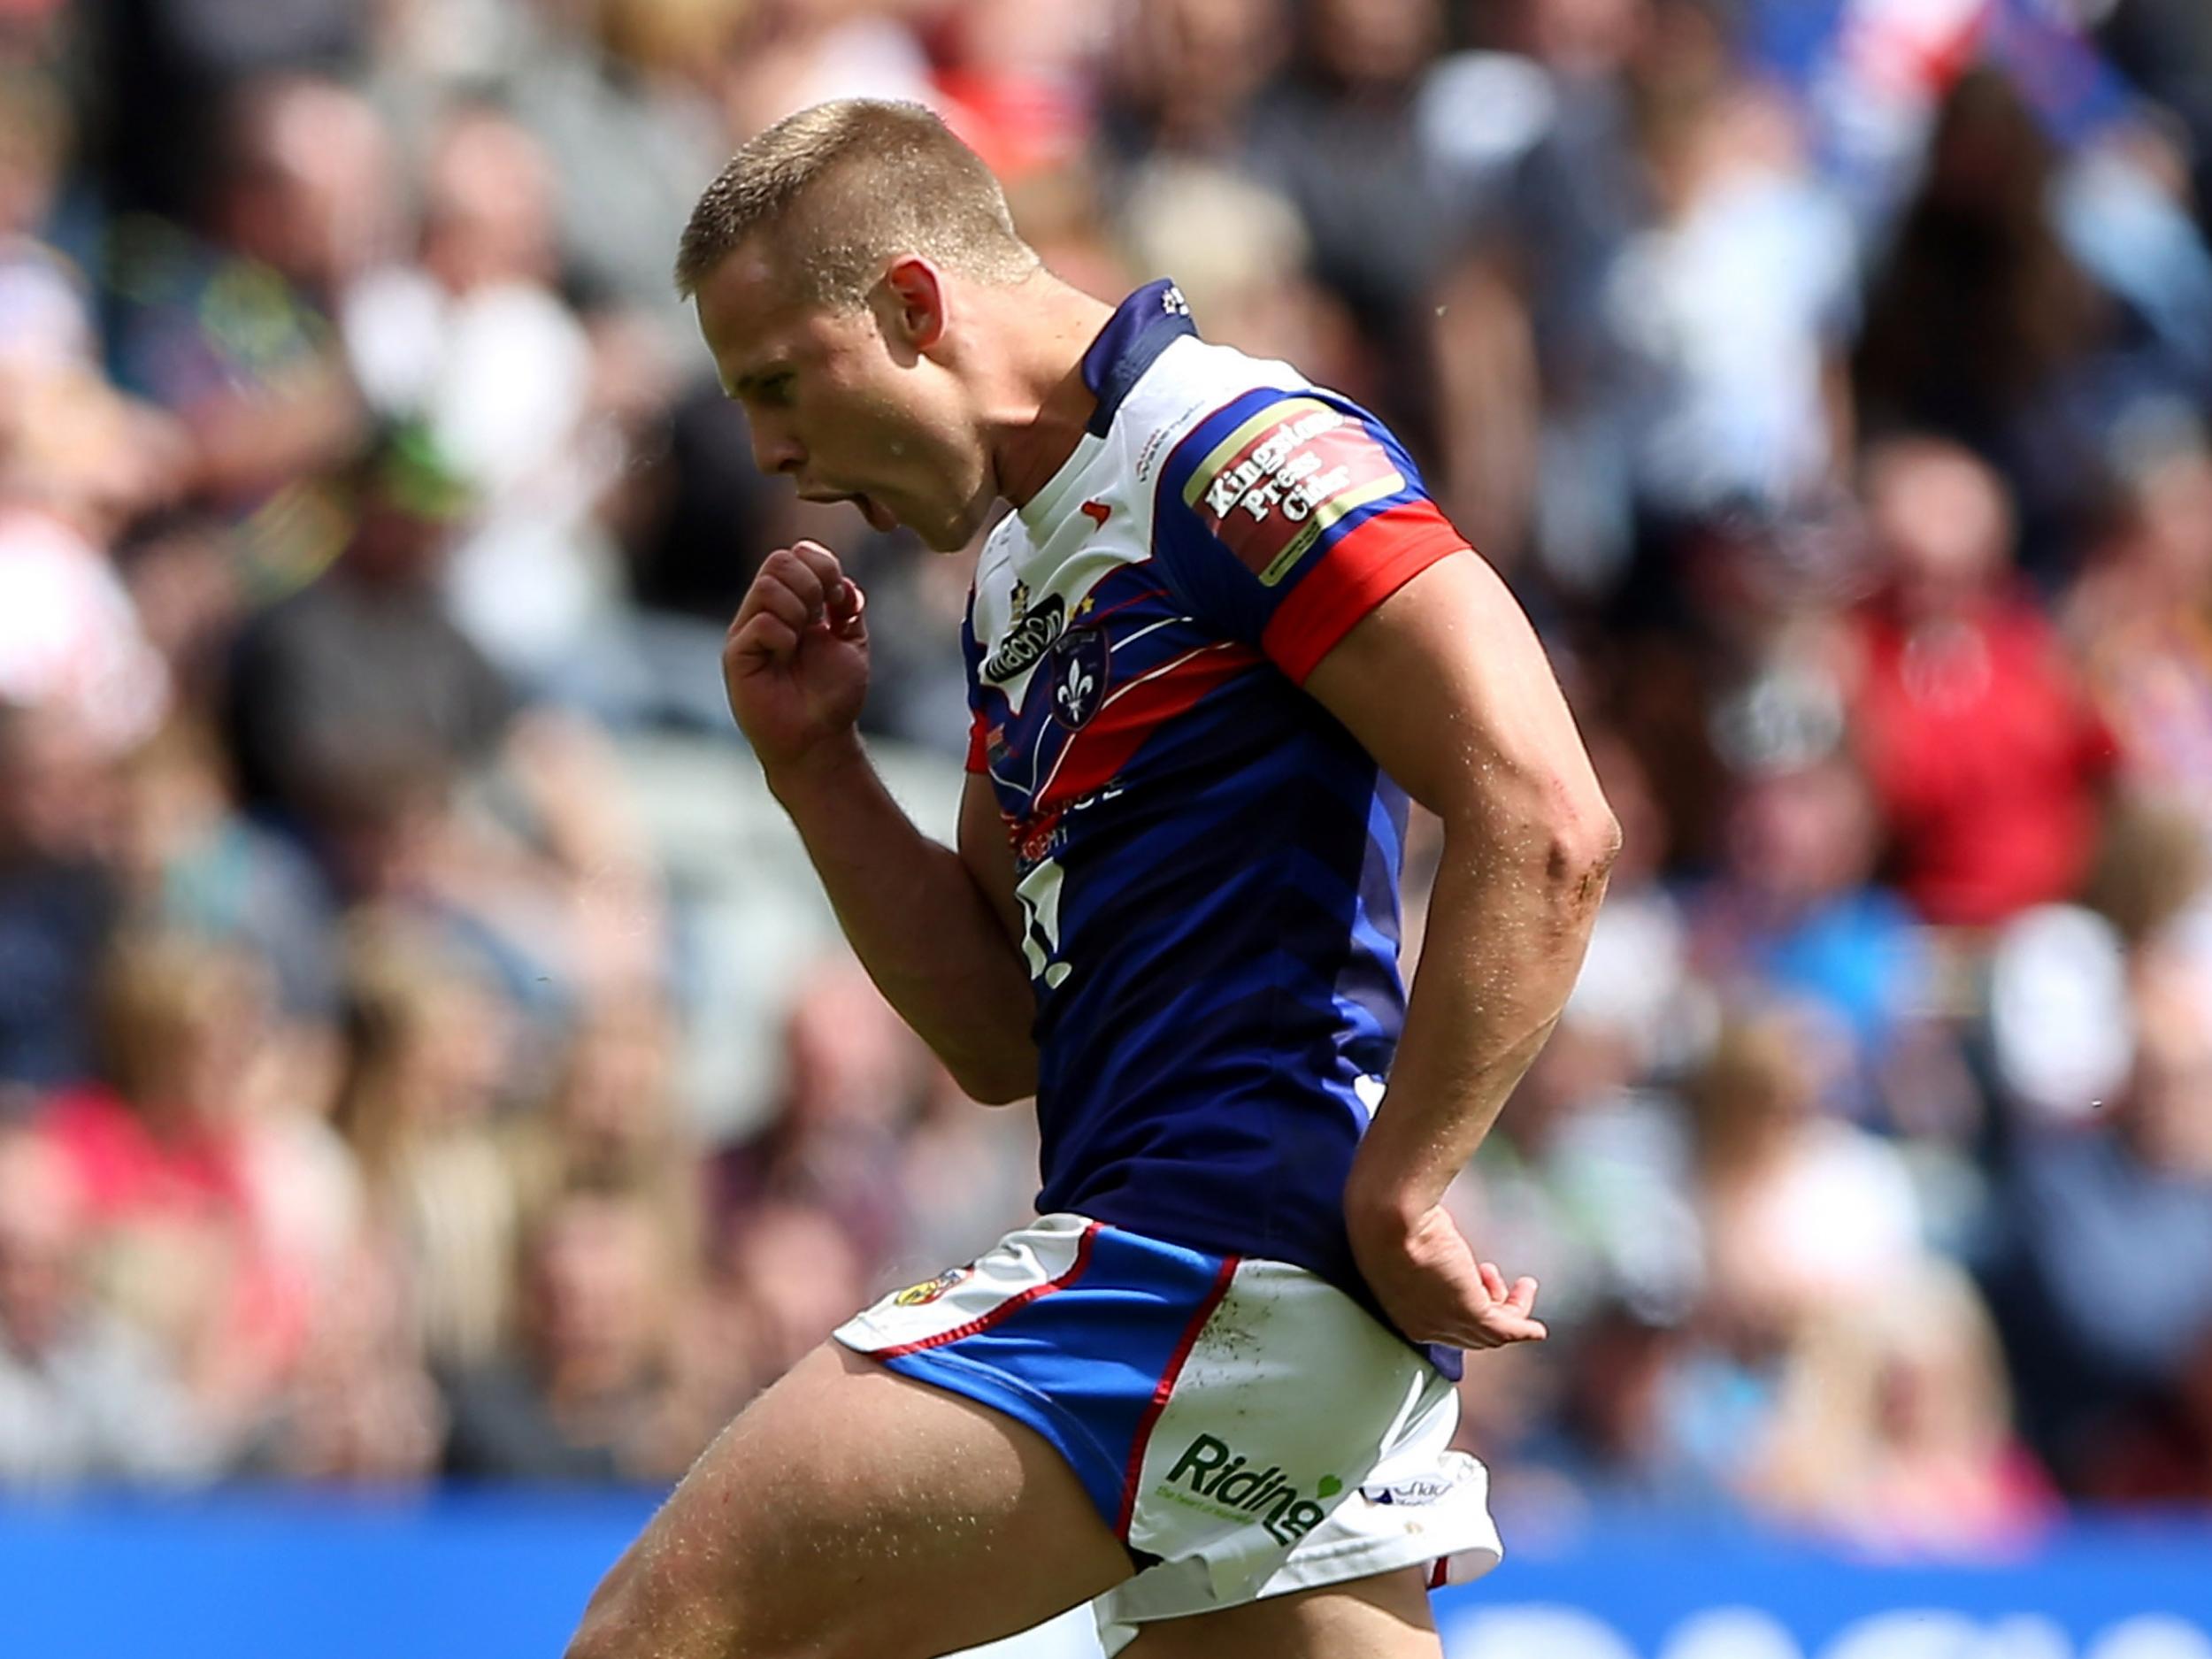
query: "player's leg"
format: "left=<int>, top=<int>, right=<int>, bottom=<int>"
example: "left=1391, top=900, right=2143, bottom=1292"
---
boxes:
left=1117, top=1567, right=1442, bottom=1659
left=565, top=1341, right=1135, bottom=1659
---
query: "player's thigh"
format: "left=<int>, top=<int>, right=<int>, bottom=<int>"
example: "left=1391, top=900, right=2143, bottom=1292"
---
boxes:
left=567, top=1340, right=1135, bottom=1659
left=1118, top=1567, right=1442, bottom=1659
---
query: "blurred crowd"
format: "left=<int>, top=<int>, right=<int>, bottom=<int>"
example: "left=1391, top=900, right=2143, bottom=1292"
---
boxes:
left=4, top=0, right=2212, bottom=1555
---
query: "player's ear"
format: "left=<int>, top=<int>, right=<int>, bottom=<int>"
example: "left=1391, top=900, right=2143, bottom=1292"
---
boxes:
left=883, top=257, right=948, bottom=355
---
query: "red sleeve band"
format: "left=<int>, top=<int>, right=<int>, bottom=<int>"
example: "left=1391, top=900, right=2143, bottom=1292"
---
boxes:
left=1260, top=501, right=1468, bottom=684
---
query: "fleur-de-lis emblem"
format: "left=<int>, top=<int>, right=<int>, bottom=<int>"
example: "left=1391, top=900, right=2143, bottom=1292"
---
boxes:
left=1048, top=627, right=1109, bottom=729
left=1061, top=655, right=1094, bottom=713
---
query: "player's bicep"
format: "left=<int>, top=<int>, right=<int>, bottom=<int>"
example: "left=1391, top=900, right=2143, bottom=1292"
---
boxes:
left=1302, top=549, right=1611, bottom=839
left=957, top=770, right=1024, bottom=949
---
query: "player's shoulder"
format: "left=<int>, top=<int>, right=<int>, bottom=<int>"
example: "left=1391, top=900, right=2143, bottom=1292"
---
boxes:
left=1114, top=333, right=1317, bottom=489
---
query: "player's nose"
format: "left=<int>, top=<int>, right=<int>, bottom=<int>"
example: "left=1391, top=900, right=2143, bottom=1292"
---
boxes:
left=750, top=425, right=805, bottom=478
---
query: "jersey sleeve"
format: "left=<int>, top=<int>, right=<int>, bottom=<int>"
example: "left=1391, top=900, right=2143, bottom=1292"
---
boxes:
left=959, top=588, right=992, bottom=775
left=1151, top=389, right=1467, bottom=683
left=964, top=707, right=989, bottom=774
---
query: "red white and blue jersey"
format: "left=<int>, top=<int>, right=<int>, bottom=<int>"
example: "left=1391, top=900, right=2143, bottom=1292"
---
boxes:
left=964, top=280, right=1467, bottom=1335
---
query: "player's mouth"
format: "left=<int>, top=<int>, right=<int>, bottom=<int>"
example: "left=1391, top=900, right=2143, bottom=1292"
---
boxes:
left=806, top=488, right=898, bottom=534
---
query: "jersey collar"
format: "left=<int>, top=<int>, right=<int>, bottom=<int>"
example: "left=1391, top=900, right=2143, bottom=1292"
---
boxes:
left=1080, top=279, right=1197, bottom=437
left=1018, top=279, right=1198, bottom=539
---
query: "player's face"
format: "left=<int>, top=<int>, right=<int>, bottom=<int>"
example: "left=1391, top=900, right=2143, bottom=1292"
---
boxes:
left=695, top=248, right=997, bottom=553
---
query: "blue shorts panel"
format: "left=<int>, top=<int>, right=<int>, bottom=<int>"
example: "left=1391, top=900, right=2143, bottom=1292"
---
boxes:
left=841, top=1221, right=1229, bottom=1532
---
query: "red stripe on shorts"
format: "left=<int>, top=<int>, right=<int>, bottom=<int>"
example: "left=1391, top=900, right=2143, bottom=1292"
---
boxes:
left=871, top=1223, right=1101, bottom=1359
left=1115, top=1252, right=1240, bottom=1538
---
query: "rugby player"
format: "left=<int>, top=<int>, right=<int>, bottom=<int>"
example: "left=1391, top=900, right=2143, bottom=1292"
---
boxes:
left=568, top=99, right=1618, bottom=1659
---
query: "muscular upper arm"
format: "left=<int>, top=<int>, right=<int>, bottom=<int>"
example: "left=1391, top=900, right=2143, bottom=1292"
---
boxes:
left=1302, top=549, right=1613, bottom=845
left=956, top=771, right=1025, bottom=948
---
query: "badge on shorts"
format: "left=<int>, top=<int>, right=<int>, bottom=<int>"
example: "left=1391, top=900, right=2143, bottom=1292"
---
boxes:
left=892, top=1267, right=972, bottom=1307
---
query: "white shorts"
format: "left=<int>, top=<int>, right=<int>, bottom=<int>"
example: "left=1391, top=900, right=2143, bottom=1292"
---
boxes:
left=833, top=1213, right=1502, bottom=1651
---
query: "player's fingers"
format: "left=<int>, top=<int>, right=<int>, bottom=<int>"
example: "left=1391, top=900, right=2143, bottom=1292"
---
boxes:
left=1507, top=1275, right=1540, bottom=1316
left=1463, top=1313, right=1547, bottom=1349
left=1477, top=1261, right=1508, bottom=1302
left=759, top=546, right=832, bottom=618
left=730, top=611, right=801, bottom=666
left=746, top=576, right=813, bottom=636
left=826, top=572, right=868, bottom=634
left=729, top=572, right=791, bottom=634
left=786, top=539, right=846, bottom=592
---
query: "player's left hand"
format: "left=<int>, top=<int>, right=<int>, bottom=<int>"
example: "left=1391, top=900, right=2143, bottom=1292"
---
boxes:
left=1346, top=1200, right=1546, bottom=1351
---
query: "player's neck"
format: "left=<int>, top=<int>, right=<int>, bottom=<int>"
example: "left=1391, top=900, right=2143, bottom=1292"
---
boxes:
left=987, top=276, right=1115, bottom=512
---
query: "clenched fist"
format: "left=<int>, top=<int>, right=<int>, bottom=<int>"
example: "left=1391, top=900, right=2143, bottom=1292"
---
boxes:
left=724, top=541, right=871, bottom=780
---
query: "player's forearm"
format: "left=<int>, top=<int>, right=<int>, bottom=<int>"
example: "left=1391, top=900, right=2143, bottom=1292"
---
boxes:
left=766, top=737, right=1040, bottom=1103
left=1347, top=799, right=1617, bottom=1226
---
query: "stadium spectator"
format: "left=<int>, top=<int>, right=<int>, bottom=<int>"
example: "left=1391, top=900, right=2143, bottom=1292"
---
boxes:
left=222, top=418, right=669, bottom=1006
left=34, top=932, right=309, bottom=1438
left=1112, top=160, right=1365, bottom=397
left=1097, top=0, right=1282, bottom=168
left=710, top=1196, right=869, bottom=1406
left=710, top=958, right=933, bottom=1275
left=254, top=1235, right=442, bottom=1483
left=2065, top=415, right=2212, bottom=836
left=1852, top=69, right=2151, bottom=574
left=496, top=0, right=732, bottom=341
left=332, top=919, right=520, bottom=1373
left=342, top=103, right=635, bottom=692
left=0, top=362, right=176, bottom=750
left=506, top=989, right=703, bottom=1271
left=1849, top=436, right=2115, bottom=928
left=0, top=1125, right=226, bottom=1483
left=1509, top=1296, right=1733, bottom=1516
left=929, top=0, right=1103, bottom=183
left=220, top=420, right=502, bottom=833
left=0, top=701, right=121, bottom=1094
left=442, top=1182, right=717, bottom=1482
left=113, top=717, right=340, bottom=1023
left=1243, top=0, right=1459, bottom=440
left=1748, top=1259, right=2059, bottom=1557
left=0, top=65, right=96, bottom=379
left=100, top=73, right=384, bottom=519
left=80, top=0, right=367, bottom=221
left=1690, top=752, right=1969, bottom=1133
left=1457, top=961, right=1703, bottom=1337
left=2093, top=0, right=2212, bottom=235
left=1591, top=5, right=1859, bottom=530
left=1687, top=1011, right=1924, bottom=1336
left=1984, top=941, right=2212, bottom=1487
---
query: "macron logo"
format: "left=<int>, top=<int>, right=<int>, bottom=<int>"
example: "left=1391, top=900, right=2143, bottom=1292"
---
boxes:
left=1080, top=499, right=1112, bottom=528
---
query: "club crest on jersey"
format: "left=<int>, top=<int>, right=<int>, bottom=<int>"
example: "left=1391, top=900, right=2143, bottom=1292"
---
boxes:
left=1048, top=628, right=1110, bottom=729
left=982, top=591, right=1067, bottom=685
left=1186, top=397, right=1406, bottom=586
left=891, top=1266, right=971, bottom=1307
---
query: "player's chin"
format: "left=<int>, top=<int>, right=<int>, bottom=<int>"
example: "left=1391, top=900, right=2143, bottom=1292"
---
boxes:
left=916, top=505, right=984, bottom=554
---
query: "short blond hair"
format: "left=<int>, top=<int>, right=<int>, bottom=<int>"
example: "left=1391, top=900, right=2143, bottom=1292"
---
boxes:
left=675, top=99, right=1038, bottom=304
